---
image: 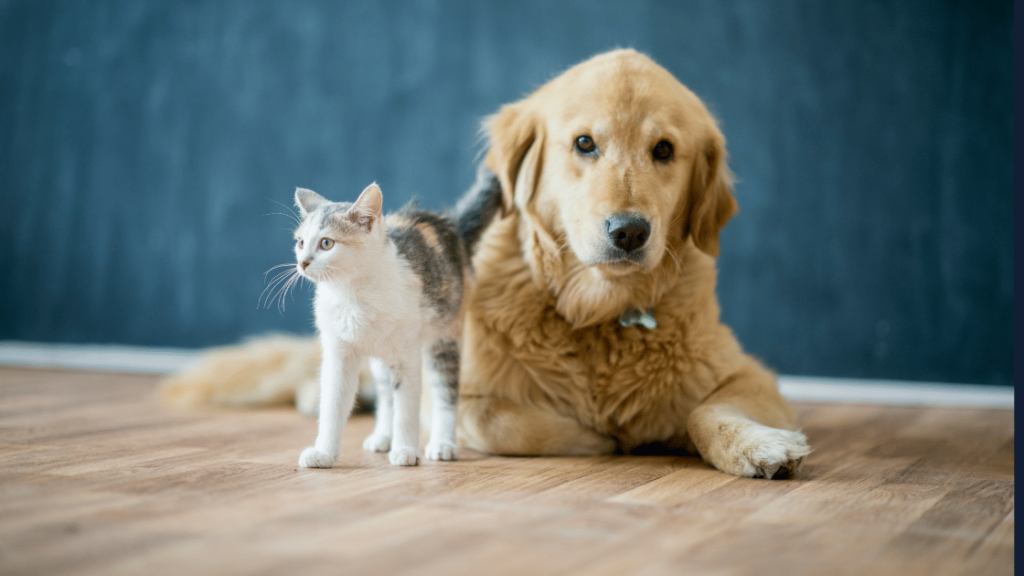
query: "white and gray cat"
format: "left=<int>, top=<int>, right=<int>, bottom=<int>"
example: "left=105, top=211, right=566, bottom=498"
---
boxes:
left=292, top=182, right=480, bottom=467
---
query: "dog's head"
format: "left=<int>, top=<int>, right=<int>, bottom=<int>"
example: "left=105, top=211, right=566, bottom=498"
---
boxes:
left=483, top=49, right=737, bottom=325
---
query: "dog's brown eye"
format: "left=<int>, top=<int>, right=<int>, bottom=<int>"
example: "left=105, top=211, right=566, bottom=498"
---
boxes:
left=653, top=140, right=673, bottom=162
left=319, top=238, right=334, bottom=250
left=574, top=135, right=597, bottom=155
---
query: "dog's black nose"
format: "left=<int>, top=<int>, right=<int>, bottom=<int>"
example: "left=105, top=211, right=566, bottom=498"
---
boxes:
left=606, top=213, right=651, bottom=253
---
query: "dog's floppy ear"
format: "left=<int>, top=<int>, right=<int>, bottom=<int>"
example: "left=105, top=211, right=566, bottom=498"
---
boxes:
left=685, top=131, right=738, bottom=257
left=484, top=102, right=545, bottom=214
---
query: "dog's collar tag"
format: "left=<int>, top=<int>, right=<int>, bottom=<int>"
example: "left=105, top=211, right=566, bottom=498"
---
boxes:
left=619, top=307, right=657, bottom=330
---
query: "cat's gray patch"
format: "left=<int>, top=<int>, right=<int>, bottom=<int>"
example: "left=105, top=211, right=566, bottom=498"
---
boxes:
left=317, top=202, right=355, bottom=233
left=388, top=211, right=466, bottom=322
left=429, top=338, right=459, bottom=406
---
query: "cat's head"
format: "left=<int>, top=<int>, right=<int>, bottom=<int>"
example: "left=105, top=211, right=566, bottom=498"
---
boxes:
left=293, top=183, right=384, bottom=283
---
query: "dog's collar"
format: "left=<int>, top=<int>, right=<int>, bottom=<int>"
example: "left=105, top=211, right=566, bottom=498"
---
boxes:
left=619, top=307, right=657, bottom=329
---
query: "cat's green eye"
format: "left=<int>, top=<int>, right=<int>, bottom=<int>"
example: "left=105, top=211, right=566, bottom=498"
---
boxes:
left=296, top=239, right=304, bottom=248
left=319, top=238, right=334, bottom=250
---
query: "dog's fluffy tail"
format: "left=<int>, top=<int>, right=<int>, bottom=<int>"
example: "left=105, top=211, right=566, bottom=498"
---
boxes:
left=160, top=334, right=321, bottom=412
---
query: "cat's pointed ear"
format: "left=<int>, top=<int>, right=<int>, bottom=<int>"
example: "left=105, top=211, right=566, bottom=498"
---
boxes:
left=295, top=188, right=327, bottom=217
left=350, top=183, right=383, bottom=229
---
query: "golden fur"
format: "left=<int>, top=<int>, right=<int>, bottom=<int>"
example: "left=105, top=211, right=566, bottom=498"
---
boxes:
left=457, top=49, right=809, bottom=477
left=161, top=334, right=322, bottom=412
left=161, top=49, right=809, bottom=478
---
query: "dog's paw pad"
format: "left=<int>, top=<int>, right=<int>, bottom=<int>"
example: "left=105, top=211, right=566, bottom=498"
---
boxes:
left=388, top=446, right=420, bottom=467
left=362, top=433, right=392, bottom=453
left=424, top=441, right=458, bottom=461
left=298, top=447, right=336, bottom=469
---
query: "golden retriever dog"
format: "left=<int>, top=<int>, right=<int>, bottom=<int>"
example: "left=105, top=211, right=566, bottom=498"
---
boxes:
left=163, top=49, right=810, bottom=479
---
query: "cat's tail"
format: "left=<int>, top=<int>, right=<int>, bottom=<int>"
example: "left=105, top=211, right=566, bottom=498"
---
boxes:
left=160, top=333, right=322, bottom=414
left=454, top=164, right=503, bottom=255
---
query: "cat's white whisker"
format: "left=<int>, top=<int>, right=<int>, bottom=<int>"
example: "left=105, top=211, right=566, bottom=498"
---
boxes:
left=259, top=269, right=296, bottom=309
left=280, top=277, right=300, bottom=312
left=268, top=199, right=303, bottom=225
left=263, top=263, right=296, bottom=278
left=274, top=272, right=305, bottom=313
left=265, top=212, right=301, bottom=225
left=263, top=270, right=301, bottom=311
left=269, top=277, right=291, bottom=312
left=259, top=278, right=284, bottom=309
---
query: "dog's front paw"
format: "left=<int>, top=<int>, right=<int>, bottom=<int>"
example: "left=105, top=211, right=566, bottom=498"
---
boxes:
left=424, top=440, right=459, bottom=461
left=298, top=446, right=336, bottom=469
left=362, top=432, right=391, bottom=453
left=388, top=446, right=420, bottom=466
left=734, top=427, right=810, bottom=479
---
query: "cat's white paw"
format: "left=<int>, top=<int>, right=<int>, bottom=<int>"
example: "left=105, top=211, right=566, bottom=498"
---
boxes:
left=424, top=440, right=459, bottom=461
left=298, top=446, right=336, bottom=469
left=388, top=446, right=420, bottom=466
left=362, top=432, right=392, bottom=453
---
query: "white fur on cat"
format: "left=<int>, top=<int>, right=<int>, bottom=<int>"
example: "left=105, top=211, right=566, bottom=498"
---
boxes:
left=294, top=184, right=459, bottom=468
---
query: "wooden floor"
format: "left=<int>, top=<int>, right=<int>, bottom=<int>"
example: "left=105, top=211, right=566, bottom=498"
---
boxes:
left=0, top=368, right=1013, bottom=576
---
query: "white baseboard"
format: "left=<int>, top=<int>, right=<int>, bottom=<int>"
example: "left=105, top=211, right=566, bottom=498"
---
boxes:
left=0, top=341, right=201, bottom=374
left=0, top=341, right=1013, bottom=409
left=777, top=375, right=1012, bottom=409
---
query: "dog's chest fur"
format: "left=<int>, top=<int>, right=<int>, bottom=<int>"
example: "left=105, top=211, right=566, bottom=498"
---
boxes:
left=467, top=217, right=745, bottom=450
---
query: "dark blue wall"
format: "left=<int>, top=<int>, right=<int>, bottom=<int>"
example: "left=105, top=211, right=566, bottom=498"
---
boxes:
left=0, top=1, right=1012, bottom=385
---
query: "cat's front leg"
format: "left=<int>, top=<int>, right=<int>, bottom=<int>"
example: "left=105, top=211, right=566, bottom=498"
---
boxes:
left=388, top=349, right=423, bottom=466
left=362, top=358, right=394, bottom=453
left=299, top=345, right=361, bottom=469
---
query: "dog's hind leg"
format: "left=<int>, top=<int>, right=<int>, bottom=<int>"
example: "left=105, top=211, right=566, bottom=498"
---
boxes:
left=458, top=396, right=617, bottom=456
left=686, top=360, right=810, bottom=479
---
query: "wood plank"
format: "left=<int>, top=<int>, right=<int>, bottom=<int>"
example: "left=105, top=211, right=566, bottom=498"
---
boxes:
left=0, top=367, right=1013, bottom=576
